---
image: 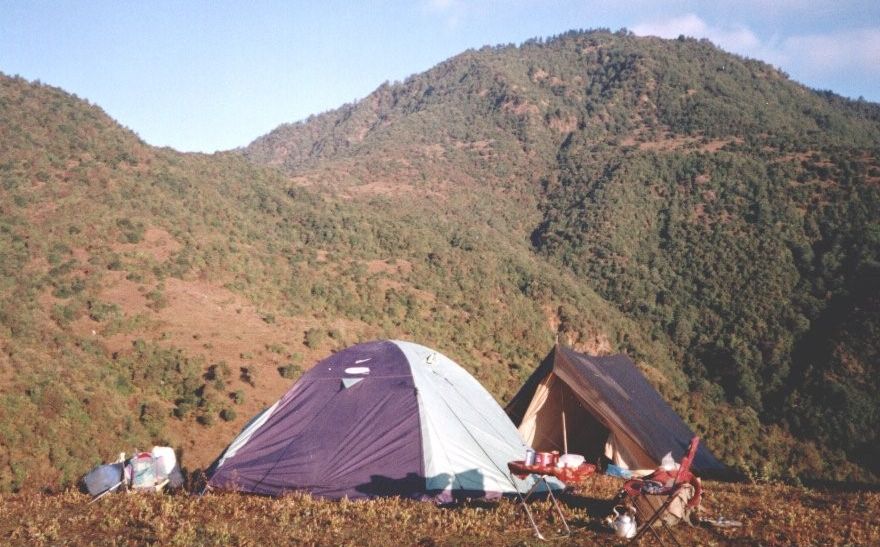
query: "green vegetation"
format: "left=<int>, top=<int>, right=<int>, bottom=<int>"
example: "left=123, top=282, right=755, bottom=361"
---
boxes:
left=277, top=363, right=301, bottom=380
left=0, top=29, right=878, bottom=492
left=535, top=148, right=880, bottom=474
left=245, top=30, right=879, bottom=482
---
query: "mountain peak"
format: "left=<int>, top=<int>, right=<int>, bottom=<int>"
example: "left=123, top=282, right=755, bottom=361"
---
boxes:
left=244, top=31, right=879, bottom=180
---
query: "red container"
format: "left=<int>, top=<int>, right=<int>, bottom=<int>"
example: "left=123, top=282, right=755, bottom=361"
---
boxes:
left=535, top=451, right=558, bottom=467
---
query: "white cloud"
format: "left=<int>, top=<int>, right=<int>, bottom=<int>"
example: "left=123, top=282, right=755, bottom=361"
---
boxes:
left=632, top=14, right=759, bottom=53
left=632, top=14, right=880, bottom=98
left=781, top=28, right=880, bottom=78
left=425, top=0, right=465, bottom=29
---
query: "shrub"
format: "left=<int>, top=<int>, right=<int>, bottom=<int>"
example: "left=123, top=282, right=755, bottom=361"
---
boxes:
left=265, top=343, right=285, bottom=354
left=240, top=367, right=256, bottom=387
left=173, top=401, right=193, bottom=419
left=139, top=402, right=166, bottom=436
left=50, top=303, right=80, bottom=325
left=116, top=218, right=145, bottom=243
left=206, top=362, right=231, bottom=391
left=278, top=363, right=301, bottom=379
left=52, top=278, right=85, bottom=298
left=212, top=377, right=226, bottom=392
left=87, top=301, right=120, bottom=322
left=304, top=327, right=325, bottom=349
left=146, top=286, right=167, bottom=311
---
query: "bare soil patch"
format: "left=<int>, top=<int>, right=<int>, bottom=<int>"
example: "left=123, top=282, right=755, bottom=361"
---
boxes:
left=365, top=258, right=413, bottom=275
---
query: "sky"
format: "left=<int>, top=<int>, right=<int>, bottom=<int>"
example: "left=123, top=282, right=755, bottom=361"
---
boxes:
left=2, top=1, right=878, bottom=153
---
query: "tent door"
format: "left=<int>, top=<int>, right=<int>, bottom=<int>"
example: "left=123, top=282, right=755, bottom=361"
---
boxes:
left=523, top=374, right=610, bottom=462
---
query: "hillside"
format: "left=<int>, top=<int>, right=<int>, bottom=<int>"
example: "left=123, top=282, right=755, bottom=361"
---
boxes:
left=0, top=29, right=878, bottom=493
left=244, top=30, right=880, bottom=481
left=0, top=64, right=675, bottom=491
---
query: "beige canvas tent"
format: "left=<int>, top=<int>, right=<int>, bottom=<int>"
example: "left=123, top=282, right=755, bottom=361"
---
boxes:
left=505, top=345, right=723, bottom=474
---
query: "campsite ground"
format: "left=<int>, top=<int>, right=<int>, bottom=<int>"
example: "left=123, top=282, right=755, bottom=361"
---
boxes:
left=1, top=476, right=877, bottom=545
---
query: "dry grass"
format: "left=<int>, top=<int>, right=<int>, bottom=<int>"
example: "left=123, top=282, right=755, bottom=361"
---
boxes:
left=1, top=476, right=877, bottom=545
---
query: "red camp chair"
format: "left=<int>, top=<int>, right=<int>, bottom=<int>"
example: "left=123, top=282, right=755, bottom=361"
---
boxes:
left=621, top=437, right=702, bottom=545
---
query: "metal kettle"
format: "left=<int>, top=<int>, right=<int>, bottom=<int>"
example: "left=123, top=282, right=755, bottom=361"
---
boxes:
left=612, top=506, right=637, bottom=539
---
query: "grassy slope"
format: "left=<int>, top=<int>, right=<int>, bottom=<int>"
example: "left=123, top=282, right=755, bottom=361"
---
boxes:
left=1, top=477, right=878, bottom=545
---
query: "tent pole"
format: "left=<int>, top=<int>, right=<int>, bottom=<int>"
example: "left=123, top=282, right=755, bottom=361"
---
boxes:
left=562, top=391, right=568, bottom=454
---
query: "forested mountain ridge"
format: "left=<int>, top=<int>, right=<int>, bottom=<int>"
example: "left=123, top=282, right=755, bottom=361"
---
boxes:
left=244, top=30, right=880, bottom=480
left=0, top=63, right=680, bottom=491
left=246, top=30, right=880, bottom=173
left=0, top=29, right=877, bottom=492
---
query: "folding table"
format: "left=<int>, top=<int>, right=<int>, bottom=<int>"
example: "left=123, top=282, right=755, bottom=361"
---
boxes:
left=507, top=460, right=596, bottom=540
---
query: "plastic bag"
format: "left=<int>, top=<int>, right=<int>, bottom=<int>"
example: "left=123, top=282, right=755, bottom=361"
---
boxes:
left=661, top=452, right=676, bottom=471
left=556, top=453, right=585, bottom=468
left=151, top=445, right=185, bottom=488
left=151, top=446, right=177, bottom=476
left=130, top=452, right=157, bottom=489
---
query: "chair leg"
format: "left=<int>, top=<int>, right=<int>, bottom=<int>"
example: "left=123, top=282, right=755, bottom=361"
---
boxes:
left=659, top=520, right=682, bottom=547
left=629, top=495, right=679, bottom=545
left=647, top=523, right=667, bottom=545
left=641, top=518, right=682, bottom=547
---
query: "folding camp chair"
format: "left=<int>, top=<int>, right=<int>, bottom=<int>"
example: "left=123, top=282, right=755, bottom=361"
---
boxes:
left=621, top=437, right=702, bottom=546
